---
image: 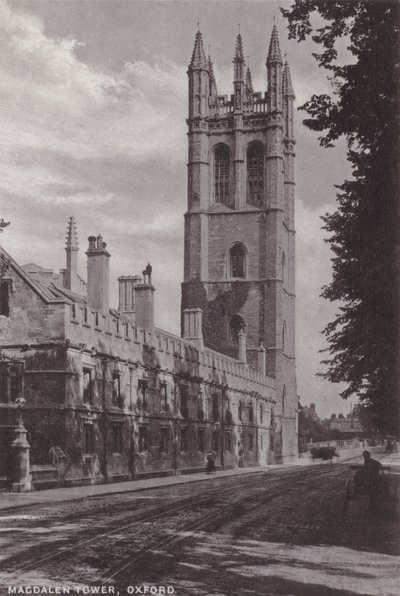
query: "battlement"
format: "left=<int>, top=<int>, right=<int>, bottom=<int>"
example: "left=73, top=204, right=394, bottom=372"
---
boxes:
left=208, top=94, right=268, bottom=118
left=67, top=303, right=275, bottom=395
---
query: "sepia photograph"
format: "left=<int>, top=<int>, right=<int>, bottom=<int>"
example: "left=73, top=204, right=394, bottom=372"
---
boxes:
left=0, top=0, right=399, bottom=595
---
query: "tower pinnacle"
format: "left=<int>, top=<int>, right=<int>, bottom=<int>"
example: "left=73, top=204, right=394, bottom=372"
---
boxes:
left=233, top=32, right=245, bottom=64
left=283, top=60, right=295, bottom=97
left=64, top=216, right=79, bottom=293
left=267, top=25, right=283, bottom=65
left=245, top=66, right=253, bottom=94
left=65, top=216, right=78, bottom=251
left=190, top=29, right=207, bottom=69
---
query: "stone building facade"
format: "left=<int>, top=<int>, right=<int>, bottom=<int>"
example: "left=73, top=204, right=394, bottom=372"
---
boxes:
left=0, top=25, right=297, bottom=491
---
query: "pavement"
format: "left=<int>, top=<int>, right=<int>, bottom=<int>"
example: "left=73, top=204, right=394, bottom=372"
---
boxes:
left=1, top=447, right=399, bottom=512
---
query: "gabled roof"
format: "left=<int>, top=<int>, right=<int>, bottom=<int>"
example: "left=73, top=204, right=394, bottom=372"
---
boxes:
left=0, top=245, right=65, bottom=305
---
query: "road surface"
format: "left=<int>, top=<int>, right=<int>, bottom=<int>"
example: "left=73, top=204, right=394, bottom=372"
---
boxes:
left=0, top=464, right=399, bottom=596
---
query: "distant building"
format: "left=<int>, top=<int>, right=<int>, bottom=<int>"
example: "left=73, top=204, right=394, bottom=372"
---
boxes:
left=323, top=412, right=364, bottom=436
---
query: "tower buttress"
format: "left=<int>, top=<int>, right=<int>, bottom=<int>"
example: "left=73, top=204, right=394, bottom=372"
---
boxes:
left=232, top=33, right=246, bottom=208
left=185, top=29, right=211, bottom=281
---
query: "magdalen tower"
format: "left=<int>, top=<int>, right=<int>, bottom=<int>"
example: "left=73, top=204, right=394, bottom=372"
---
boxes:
left=181, top=26, right=297, bottom=460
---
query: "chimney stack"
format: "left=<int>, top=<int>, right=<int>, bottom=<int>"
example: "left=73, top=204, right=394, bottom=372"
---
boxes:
left=86, top=235, right=110, bottom=313
left=132, top=265, right=155, bottom=330
left=183, top=308, right=204, bottom=350
left=118, top=276, right=137, bottom=322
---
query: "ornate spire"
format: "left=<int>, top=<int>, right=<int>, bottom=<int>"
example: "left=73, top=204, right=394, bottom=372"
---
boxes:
left=282, top=61, right=295, bottom=97
left=233, top=32, right=245, bottom=63
left=267, top=25, right=283, bottom=64
left=190, top=29, right=207, bottom=69
left=65, top=216, right=78, bottom=251
left=245, top=66, right=253, bottom=94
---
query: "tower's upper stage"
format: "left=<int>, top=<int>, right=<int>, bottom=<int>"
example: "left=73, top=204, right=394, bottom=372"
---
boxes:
left=188, top=25, right=294, bottom=120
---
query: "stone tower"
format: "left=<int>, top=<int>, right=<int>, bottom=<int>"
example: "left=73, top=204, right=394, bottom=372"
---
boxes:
left=181, top=26, right=297, bottom=461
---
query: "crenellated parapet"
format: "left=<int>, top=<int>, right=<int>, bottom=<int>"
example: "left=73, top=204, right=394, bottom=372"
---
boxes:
left=65, top=302, right=275, bottom=397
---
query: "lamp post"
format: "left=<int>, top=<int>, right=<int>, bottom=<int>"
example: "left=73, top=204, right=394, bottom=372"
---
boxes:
left=10, top=395, right=31, bottom=492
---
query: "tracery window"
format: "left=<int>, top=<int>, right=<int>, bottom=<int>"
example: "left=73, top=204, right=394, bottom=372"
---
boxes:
left=214, top=145, right=230, bottom=205
left=247, top=144, right=264, bottom=207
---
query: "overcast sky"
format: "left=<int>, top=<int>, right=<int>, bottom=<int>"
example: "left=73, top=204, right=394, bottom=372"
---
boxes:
left=0, top=0, right=355, bottom=418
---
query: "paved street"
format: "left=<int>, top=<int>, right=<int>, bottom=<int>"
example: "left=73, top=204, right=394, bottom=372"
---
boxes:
left=0, top=458, right=399, bottom=596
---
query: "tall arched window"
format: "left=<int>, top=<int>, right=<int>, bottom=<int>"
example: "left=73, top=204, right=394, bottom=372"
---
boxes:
left=214, top=145, right=230, bottom=205
left=230, top=243, right=245, bottom=278
left=229, top=314, right=245, bottom=344
left=282, top=385, right=286, bottom=414
left=247, top=143, right=264, bottom=207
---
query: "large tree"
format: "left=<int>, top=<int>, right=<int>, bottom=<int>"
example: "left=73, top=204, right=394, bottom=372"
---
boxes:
left=281, top=0, right=400, bottom=434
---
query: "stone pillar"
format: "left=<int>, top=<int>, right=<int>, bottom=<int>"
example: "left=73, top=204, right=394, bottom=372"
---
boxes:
left=238, top=329, right=247, bottom=363
left=182, top=308, right=204, bottom=350
left=10, top=422, right=31, bottom=492
left=258, top=343, right=266, bottom=376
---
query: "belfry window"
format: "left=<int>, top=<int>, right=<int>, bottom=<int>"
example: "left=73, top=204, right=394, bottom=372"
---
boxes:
left=230, top=243, right=245, bottom=278
left=247, top=144, right=264, bottom=207
left=214, top=145, right=230, bottom=205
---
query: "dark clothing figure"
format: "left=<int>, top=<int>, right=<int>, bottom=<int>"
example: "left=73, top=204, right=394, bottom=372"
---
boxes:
left=206, top=452, right=216, bottom=473
left=358, top=451, right=382, bottom=512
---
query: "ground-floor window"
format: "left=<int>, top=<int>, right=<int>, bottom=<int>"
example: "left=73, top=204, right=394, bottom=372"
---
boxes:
left=138, top=426, right=148, bottom=452
left=249, top=433, right=254, bottom=452
left=83, top=423, right=95, bottom=454
left=225, top=432, right=232, bottom=452
left=213, top=430, right=219, bottom=453
left=180, top=427, right=188, bottom=452
left=160, top=427, right=169, bottom=453
left=197, top=428, right=205, bottom=453
left=112, top=423, right=124, bottom=454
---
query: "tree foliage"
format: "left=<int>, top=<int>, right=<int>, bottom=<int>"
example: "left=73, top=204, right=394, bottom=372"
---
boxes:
left=282, top=1, right=400, bottom=434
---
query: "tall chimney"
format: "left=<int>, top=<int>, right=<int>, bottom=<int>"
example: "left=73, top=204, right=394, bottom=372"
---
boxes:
left=133, top=264, right=155, bottom=330
left=86, top=235, right=110, bottom=313
left=183, top=308, right=203, bottom=350
left=118, top=275, right=137, bottom=322
left=64, top=216, right=80, bottom=293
